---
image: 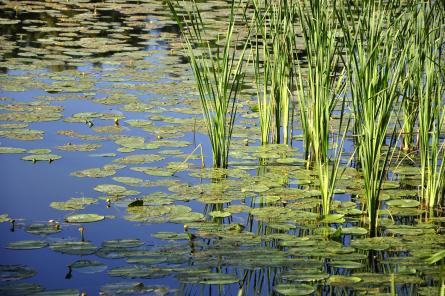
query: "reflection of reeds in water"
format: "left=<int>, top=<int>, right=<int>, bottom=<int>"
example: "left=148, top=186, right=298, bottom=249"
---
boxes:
left=337, top=1, right=409, bottom=237
left=167, top=0, right=250, bottom=168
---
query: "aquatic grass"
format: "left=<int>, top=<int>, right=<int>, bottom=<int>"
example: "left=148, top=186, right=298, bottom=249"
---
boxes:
left=417, top=4, right=445, bottom=211
left=252, top=0, right=295, bottom=144
left=295, top=0, right=347, bottom=216
left=336, top=1, right=409, bottom=236
left=167, top=0, right=250, bottom=168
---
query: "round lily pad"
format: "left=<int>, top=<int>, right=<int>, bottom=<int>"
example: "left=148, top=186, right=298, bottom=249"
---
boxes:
left=6, top=240, right=48, bottom=250
left=22, top=154, right=62, bottom=162
left=65, top=214, right=105, bottom=223
left=70, top=260, right=107, bottom=274
left=0, top=283, right=43, bottom=295
left=0, top=147, right=26, bottom=154
left=327, top=275, right=362, bottom=286
left=209, top=211, right=231, bottom=218
left=273, top=283, right=315, bottom=295
left=50, top=241, right=97, bottom=255
left=0, top=265, right=36, bottom=281
left=33, top=288, right=80, bottom=296
left=385, top=199, right=420, bottom=208
left=26, top=223, right=61, bottom=235
left=341, top=227, right=368, bottom=235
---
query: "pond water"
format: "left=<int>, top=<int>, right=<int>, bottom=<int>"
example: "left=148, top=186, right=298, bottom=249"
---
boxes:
left=0, top=1, right=444, bottom=295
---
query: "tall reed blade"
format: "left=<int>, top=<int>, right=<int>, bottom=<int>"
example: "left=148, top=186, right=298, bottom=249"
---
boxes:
left=167, top=0, right=250, bottom=168
left=296, top=0, right=346, bottom=216
left=337, top=0, right=409, bottom=236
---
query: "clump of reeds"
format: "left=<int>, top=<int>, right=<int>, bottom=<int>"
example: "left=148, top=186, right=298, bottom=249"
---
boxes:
left=416, top=1, right=445, bottom=212
left=295, top=0, right=347, bottom=216
left=252, top=0, right=295, bottom=145
left=337, top=0, right=409, bottom=236
left=167, top=0, right=250, bottom=168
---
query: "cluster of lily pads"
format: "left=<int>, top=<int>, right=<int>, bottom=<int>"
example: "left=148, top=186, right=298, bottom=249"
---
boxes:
left=1, top=0, right=444, bottom=295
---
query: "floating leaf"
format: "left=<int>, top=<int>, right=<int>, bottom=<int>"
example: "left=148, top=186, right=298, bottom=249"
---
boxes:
left=273, top=283, right=315, bottom=295
left=327, top=275, right=362, bottom=286
left=26, top=223, right=61, bottom=235
left=0, top=147, right=26, bottom=154
left=33, top=288, right=80, bottom=296
left=65, top=214, right=105, bottom=223
left=22, top=154, right=62, bottom=162
left=209, top=211, right=231, bottom=218
left=386, top=199, right=420, bottom=208
left=50, top=197, right=97, bottom=211
left=70, top=260, right=107, bottom=274
left=57, top=143, right=101, bottom=151
left=0, top=283, right=43, bottom=295
left=50, top=241, right=97, bottom=255
left=71, top=168, right=116, bottom=178
left=0, top=265, right=36, bottom=281
left=6, top=240, right=48, bottom=250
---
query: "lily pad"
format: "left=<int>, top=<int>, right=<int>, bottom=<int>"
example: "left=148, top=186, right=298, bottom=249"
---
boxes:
left=26, top=223, right=61, bottom=235
left=70, top=260, right=107, bottom=274
left=273, top=283, right=315, bottom=295
left=6, top=240, right=48, bottom=250
left=65, top=214, right=105, bottom=223
left=50, top=241, right=97, bottom=255
left=0, top=283, right=43, bottom=295
left=22, top=154, right=62, bottom=162
left=0, top=147, right=26, bottom=154
left=50, top=197, right=97, bottom=211
left=209, top=211, right=231, bottom=218
left=327, top=275, right=362, bottom=286
left=33, top=289, right=80, bottom=296
left=0, top=265, right=36, bottom=281
left=385, top=199, right=420, bottom=208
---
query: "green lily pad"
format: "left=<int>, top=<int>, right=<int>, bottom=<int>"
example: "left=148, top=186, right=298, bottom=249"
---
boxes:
left=108, top=266, right=172, bottom=279
left=33, top=288, right=80, bottom=296
left=70, top=260, right=107, bottom=274
left=100, top=282, right=170, bottom=295
left=113, top=154, right=164, bottom=164
left=386, top=199, right=420, bottom=208
left=327, top=275, right=362, bottom=286
left=0, top=214, right=10, bottom=223
left=0, top=147, right=26, bottom=154
left=209, top=211, right=231, bottom=218
left=22, top=154, right=62, bottom=162
left=6, top=240, right=48, bottom=250
left=273, top=283, right=315, bottom=295
left=27, top=149, right=51, bottom=154
left=50, top=197, right=97, bottom=211
left=71, top=168, right=116, bottom=178
left=26, top=223, right=61, bottom=235
left=0, top=265, right=36, bottom=281
left=152, top=232, right=189, bottom=240
left=57, top=143, right=101, bottom=151
left=50, top=241, right=97, bottom=255
left=65, top=214, right=105, bottom=223
left=341, top=227, right=368, bottom=235
left=330, top=260, right=365, bottom=269
left=0, top=283, right=43, bottom=295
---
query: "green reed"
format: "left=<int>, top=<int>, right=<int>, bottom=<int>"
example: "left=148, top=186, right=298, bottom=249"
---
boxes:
left=417, top=1, right=445, bottom=211
left=295, top=0, right=347, bottom=216
left=337, top=0, right=409, bottom=236
left=167, top=0, right=250, bottom=168
left=252, top=0, right=295, bottom=144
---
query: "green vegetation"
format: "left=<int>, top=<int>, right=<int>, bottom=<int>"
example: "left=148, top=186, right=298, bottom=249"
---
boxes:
left=167, top=0, right=250, bottom=168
